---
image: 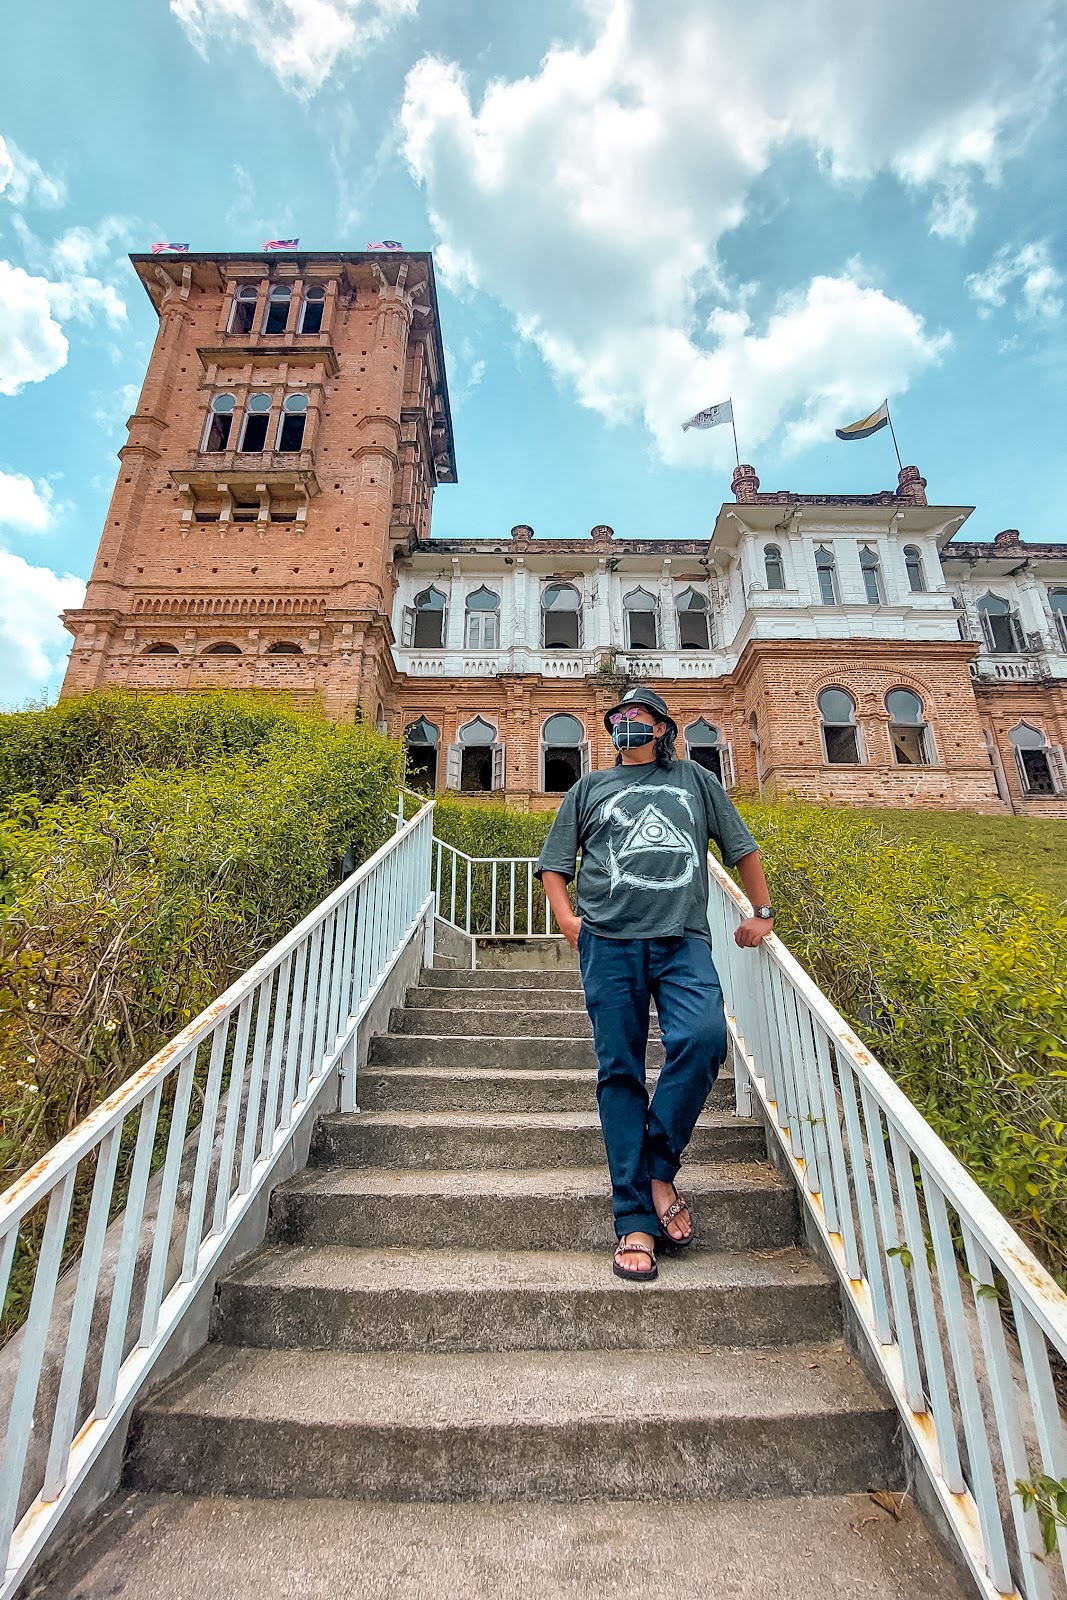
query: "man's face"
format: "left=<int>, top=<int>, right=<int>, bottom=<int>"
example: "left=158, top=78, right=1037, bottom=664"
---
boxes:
left=610, top=707, right=665, bottom=736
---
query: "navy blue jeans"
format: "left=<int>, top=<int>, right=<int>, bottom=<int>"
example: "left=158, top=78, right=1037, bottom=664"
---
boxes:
left=577, top=931, right=728, bottom=1239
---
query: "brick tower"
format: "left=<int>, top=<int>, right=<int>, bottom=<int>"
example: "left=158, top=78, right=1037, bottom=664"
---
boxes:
left=61, top=251, right=456, bottom=720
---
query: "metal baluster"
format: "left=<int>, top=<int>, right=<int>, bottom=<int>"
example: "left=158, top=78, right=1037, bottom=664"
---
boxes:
left=510, top=861, right=516, bottom=935
left=859, top=1083, right=924, bottom=1412
left=97, top=1083, right=164, bottom=1407
left=1012, top=1291, right=1067, bottom=1587
left=836, top=1051, right=892, bottom=1342
left=527, top=863, right=533, bottom=937
left=811, top=1023, right=861, bottom=1279
left=491, top=861, right=498, bottom=935
left=212, top=993, right=255, bottom=1235
left=308, top=918, right=332, bottom=1086
left=466, top=858, right=472, bottom=934
left=139, top=1052, right=197, bottom=1345
left=181, top=1024, right=229, bottom=1283
left=774, top=966, right=820, bottom=1188
left=259, top=954, right=293, bottom=1159
left=298, top=924, right=324, bottom=1101
left=238, top=972, right=275, bottom=1196
left=790, top=997, right=833, bottom=1224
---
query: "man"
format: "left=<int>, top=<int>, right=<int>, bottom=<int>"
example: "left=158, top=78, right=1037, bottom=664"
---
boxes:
left=535, top=688, right=775, bottom=1282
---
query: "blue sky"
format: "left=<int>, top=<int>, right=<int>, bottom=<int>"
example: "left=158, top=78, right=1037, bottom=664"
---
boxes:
left=1, top=0, right=1065, bottom=705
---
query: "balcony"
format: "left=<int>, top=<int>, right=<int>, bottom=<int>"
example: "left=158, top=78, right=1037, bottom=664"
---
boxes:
left=170, top=450, right=319, bottom=496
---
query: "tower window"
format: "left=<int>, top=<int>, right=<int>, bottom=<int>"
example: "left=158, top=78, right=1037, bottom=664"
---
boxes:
left=814, top=546, right=839, bottom=606
left=541, top=713, right=588, bottom=794
left=887, top=688, right=933, bottom=766
left=266, top=641, right=303, bottom=654
left=298, top=285, right=326, bottom=334
left=228, top=284, right=259, bottom=334
left=277, top=392, right=309, bottom=452
left=860, top=545, right=884, bottom=604
left=675, top=587, right=711, bottom=650
left=263, top=285, right=291, bottom=335
left=542, top=583, right=581, bottom=649
left=205, top=642, right=242, bottom=655
left=464, top=586, right=500, bottom=649
left=904, top=545, right=926, bottom=593
left=203, top=393, right=236, bottom=452
left=239, top=392, right=273, bottom=452
left=819, top=687, right=861, bottom=765
left=763, top=544, right=785, bottom=591
left=623, top=587, right=658, bottom=650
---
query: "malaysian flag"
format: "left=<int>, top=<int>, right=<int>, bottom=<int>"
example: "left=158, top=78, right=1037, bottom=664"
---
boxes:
left=367, top=240, right=403, bottom=250
left=262, top=238, right=299, bottom=251
left=150, top=242, right=189, bottom=254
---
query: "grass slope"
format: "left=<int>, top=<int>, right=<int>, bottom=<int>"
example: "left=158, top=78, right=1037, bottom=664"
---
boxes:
left=858, top=809, right=1067, bottom=909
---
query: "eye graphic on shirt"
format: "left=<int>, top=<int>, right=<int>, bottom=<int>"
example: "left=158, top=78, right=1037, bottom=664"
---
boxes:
left=600, top=783, right=700, bottom=893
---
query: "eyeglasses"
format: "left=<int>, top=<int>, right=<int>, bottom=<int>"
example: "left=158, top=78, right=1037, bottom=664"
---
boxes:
left=608, top=709, right=653, bottom=726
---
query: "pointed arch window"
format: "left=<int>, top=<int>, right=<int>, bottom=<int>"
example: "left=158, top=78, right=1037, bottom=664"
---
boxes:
left=403, top=585, right=448, bottom=648
left=624, top=586, right=658, bottom=650
left=887, top=688, right=933, bottom=766
left=203, top=393, right=236, bottom=452
left=1009, top=723, right=1066, bottom=796
left=446, top=715, right=505, bottom=792
left=542, top=583, right=582, bottom=649
left=298, top=284, right=326, bottom=334
left=541, top=713, right=589, bottom=794
left=684, top=717, right=734, bottom=787
left=860, top=545, right=884, bottom=605
left=228, top=283, right=259, bottom=334
left=675, top=588, right=711, bottom=649
left=238, top=392, right=273, bottom=453
left=263, top=284, right=291, bottom=335
left=763, top=544, right=786, bottom=591
left=904, top=545, right=926, bottom=593
left=978, top=593, right=1025, bottom=653
left=404, top=717, right=439, bottom=792
left=1049, top=588, right=1067, bottom=650
left=277, top=392, right=309, bottom=452
left=464, top=586, right=500, bottom=649
left=814, top=546, right=839, bottom=605
left=819, top=687, right=861, bottom=765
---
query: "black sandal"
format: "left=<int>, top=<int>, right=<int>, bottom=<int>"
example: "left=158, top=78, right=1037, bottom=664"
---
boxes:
left=656, top=1187, right=694, bottom=1250
left=613, top=1236, right=658, bottom=1282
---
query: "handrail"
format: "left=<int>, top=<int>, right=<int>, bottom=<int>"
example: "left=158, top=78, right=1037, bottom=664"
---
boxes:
left=432, top=840, right=561, bottom=937
left=706, top=852, right=1067, bottom=1600
left=0, top=800, right=436, bottom=1598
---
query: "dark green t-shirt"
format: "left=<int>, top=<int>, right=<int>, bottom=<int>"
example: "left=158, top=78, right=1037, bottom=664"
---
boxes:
left=534, top=759, right=757, bottom=943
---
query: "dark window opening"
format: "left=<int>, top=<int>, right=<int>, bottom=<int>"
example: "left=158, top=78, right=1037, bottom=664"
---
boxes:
left=542, top=583, right=581, bottom=649
left=194, top=510, right=219, bottom=523
left=270, top=509, right=297, bottom=523
left=904, top=546, right=926, bottom=593
left=239, top=417, right=269, bottom=453
left=263, top=288, right=291, bottom=334
left=145, top=643, right=178, bottom=655
left=678, top=612, right=709, bottom=649
left=278, top=413, right=305, bottom=451
left=414, top=611, right=444, bottom=647
left=764, top=544, right=785, bottom=590
left=627, top=611, right=657, bottom=649
left=229, top=286, right=258, bottom=334
left=689, top=746, right=723, bottom=780
left=205, top=411, right=232, bottom=451
left=1020, top=749, right=1056, bottom=795
left=406, top=745, right=437, bottom=790
left=206, top=642, right=241, bottom=655
left=299, top=288, right=325, bottom=334
left=544, top=749, right=582, bottom=793
left=461, top=748, right=493, bottom=791
left=231, top=499, right=258, bottom=523
left=824, top=726, right=861, bottom=764
left=819, top=687, right=860, bottom=765
left=267, top=641, right=303, bottom=654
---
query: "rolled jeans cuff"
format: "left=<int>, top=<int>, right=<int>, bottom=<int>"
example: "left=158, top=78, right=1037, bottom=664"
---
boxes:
left=648, top=1155, right=680, bottom=1184
left=616, top=1210, right=659, bottom=1240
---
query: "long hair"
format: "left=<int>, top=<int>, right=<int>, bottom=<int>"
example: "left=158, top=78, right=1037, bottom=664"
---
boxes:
left=613, top=725, right=677, bottom=768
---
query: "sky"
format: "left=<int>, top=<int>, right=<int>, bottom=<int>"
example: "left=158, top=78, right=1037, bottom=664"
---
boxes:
left=0, top=0, right=1065, bottom=706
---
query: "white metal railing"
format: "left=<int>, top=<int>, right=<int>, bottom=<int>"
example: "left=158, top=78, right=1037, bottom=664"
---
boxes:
left=0, top=800, right=435, bottom=1598
left=432, top=840, right=563, bottom=937
left=706, top=852, right=1067, bottom=1600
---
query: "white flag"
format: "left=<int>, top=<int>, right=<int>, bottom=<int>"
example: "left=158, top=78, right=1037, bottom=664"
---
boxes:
left=682, top=399, right=733, bottom=432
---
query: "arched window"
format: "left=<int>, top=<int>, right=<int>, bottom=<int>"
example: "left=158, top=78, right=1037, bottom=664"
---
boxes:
left=298, top=285, right=326, bottom=334
left=203, top=393, right=236, bottom=452
left=1049, top=588, right=1067, bottom=650
left=404, top=585, right=447, bottom=649
left=887, top=688, right=933, bottom=766
left=764, top=544, right=785, bottom=591
left=266, top=641, right=303, bottom=654
left=904, top=545, right=926, bottom=594
left=464, top=586, right=500, bottom=649
left=277, top=392, right=309, bottom=452
left=263, top=284, right=291, bottom=335
left=239, top=392, right=273, bottom=453
left=814, top=546, right=839, bottom=606
left=447, top=716, right=504, bottom=792
left=542, top=583, right=581, bottom=649
left=1009, top=723, right=1066, bottom=797
left=978, top=593, right=1025, bottom=653
left=860, top=545, right=884, bottom=605
left=228, top=283, right=259, bottom=335
left=623, top=587, right=658, bottom=650
left=541, top=713, right=589, bottom=794
left=205, top=641, right=242, bottom=655
left=404, top=717, right=439, bottom=792
left=144, top=642, right=178, bottom=655
left=675, top=588, right=711, bottom=650
left=819, top=687, right=861, bottom=765
left=684, top=718, right=734, bottom=787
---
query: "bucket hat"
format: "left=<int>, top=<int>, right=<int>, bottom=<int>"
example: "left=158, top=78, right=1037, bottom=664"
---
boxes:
left=603, top=685, right=678, bottom=738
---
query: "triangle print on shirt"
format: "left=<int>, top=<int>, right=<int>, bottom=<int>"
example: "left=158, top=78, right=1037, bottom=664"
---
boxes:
left=601, top=780, right=701, bottom=894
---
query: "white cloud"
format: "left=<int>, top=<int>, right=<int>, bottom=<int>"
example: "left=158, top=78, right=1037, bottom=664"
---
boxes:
left=0, top=471, right=55, bottom=534
left=51, top=216, right=132, bottom=275
left=402, top=0, right=1028, bottom=464
left=0, top=133, right=66, bottom=209
left=170, top=0, right=418, bottom=96
left=0, top=261, right=70, bottom=395
left=966, top=242, right=1064, bottom=321
left=0, top=550, right=84, bottom=708
left=92, top=382, right=141, bottom=433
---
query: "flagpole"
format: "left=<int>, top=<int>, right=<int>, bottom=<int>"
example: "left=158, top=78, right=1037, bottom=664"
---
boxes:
left=730, top=410, right=740, bottom=468
left=885, top=399, right=903, bottom=472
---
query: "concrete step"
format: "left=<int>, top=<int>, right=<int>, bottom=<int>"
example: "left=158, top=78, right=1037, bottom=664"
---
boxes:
left=424, top=967, right=583, bottom=991
left=357, top=1064, right=737, bottom=1113
left=125, top=1343, right=901, bottom=1503
left=311, top=1110, right=762, bottom=1170
left=269, top=1162, right=796, bottom=1253
left=407, top=984, right=589, bottom=1011
left=393, top=1006, right=598, bottom=1038
left=369, top=1034, right=661, bottom=1071
left=213, top=1244, right=840, bottom=1353
left=31, top=1490, right=972, bottom=1600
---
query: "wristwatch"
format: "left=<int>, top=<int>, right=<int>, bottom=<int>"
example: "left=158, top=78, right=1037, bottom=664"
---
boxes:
left=753, top=906, right=775, bottom=920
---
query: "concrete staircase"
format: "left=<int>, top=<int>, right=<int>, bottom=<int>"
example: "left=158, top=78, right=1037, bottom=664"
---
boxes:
left=33, top=962, right=971, bottom=1599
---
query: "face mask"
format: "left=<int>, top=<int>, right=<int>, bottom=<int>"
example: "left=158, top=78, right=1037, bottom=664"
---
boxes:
left=612, top=722, right=656, bottom=750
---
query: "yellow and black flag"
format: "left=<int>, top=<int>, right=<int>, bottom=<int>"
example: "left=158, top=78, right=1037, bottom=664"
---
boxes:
left=835, top=400, right=890, bottom=441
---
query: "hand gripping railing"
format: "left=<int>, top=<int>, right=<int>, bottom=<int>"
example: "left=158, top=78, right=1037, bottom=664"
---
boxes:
left=0, top=800, right=435, bottom=1598
left=432, top=840, right=563, bottom=937
left=707, top=852, right=1067, bottom=1600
